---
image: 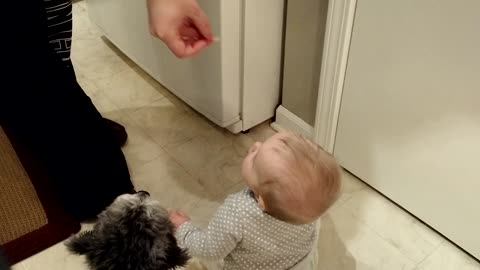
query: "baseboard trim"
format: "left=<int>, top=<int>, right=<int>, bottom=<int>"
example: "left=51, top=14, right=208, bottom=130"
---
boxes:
left=271, top=106, right=314, bottom=138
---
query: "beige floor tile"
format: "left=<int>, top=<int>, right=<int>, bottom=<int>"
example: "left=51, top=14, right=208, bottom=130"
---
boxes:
left=21, top=242, right=87, bottom=270
left=132, top=153, right=209, bottom=210
left=72, top=1, right=101, bottom=41
left=159, top=91, right=267, bottom=155
left=93, top=66, right=168, bottom=111
left=77, top=69, right=129, bottom=113
left=100, top=111, right=166, bottom=174
left=80, top=222, right=95, bottom=232
left=182, top=198, right=223, bottom=229
left=90, top=90, right=121, bottom=114
left=155, top=89, right=196, bottom=114
left=414, top=242, right=480, bottom=270
left=246, top=120, right=277, bottom=142
left=180, top=259, right=209, bottom=270
left=342, top=187, right=444, bottom=263
left=129, top=98, right=204, bottom=147
left=73, top=0, right=87, bottom=10
left=75, top=76, right=119, bottom=113
left=333, top=170, right=369, bottom=208
left=11, top=262, right=25, bottom=270
left=133, top=90, right=256, bottom=155
left=21, top=243, right=65, bottom=269
left=321, top=205, right=416, bottom=270
left=153, top=105, right=253, bottom=198
left=222, top=182, right=248, bottom=198
left=76, top=72, right=101, bottom=97
left=181, top=182, right=247, bottom=228
left=316, top=213, right=357, bottom=270
left=165, top=136, right=244, bottom=198
left=189, top=113, right=256, bottom=155
left=72, top=37, right=135, bottom=80
left=56, top=256, right=89, bottom=270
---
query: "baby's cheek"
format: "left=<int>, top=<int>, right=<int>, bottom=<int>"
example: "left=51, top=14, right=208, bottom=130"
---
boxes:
left=241, top=158, right=249, bottom=174
left=241, top=164, right=248, bottom=182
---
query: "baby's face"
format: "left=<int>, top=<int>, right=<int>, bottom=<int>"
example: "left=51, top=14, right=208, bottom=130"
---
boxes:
left=242, top=133, right=291, bottom=194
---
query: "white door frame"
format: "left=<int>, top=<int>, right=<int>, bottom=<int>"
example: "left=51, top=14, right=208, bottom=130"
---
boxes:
left=313, top=0, right=357, bottom=153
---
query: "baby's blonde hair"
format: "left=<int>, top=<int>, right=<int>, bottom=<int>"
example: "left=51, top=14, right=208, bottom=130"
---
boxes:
left=257, top=133, right=341, bottom=225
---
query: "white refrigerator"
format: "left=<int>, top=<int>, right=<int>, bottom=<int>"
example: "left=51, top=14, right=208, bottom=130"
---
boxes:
left=86, top=0, right=284, bottom=133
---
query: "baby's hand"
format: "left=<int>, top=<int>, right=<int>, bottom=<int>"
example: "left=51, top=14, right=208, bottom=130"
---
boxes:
left=168, top=209, right=191, bottom=228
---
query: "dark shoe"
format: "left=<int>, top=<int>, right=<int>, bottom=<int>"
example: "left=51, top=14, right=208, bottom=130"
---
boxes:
left=103, top=118, right=128, bottom=147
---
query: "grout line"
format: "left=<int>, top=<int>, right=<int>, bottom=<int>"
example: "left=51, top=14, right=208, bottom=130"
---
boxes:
left=339, top=200, right=434, bottom=265
left=411, top=243, right=443, bottom=270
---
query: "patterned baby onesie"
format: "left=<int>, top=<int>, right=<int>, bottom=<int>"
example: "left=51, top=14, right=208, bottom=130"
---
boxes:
left=176, top=189, right=318, bottom=270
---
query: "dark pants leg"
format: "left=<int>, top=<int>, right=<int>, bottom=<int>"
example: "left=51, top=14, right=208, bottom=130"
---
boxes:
left=0, top=249, right=9, bottom=270
left=1, top=0, right=134, bottom=220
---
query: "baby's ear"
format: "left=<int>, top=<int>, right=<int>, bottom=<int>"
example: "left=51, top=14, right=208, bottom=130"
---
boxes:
left=65, top=231, right=95, bottom=255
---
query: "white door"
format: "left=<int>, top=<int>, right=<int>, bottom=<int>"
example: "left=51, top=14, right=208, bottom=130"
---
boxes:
left=334, top=0, right=480, bottom=259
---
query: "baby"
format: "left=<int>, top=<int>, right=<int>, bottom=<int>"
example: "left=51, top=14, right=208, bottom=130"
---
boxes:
left=169, top=132, right=341, bottom=270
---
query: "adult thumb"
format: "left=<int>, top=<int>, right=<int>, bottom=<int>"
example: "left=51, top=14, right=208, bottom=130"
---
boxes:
left=191, top=9, right=213, bottom=41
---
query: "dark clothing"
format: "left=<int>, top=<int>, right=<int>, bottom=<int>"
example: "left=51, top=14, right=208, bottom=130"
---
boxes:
left=44, top=0, right=73, bottom=65
left=1, top=0, right=133, bottom=220
left=0, top=250, right=10, bottom=270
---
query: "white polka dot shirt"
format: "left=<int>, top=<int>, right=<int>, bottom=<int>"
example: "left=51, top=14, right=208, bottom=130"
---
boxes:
left=176, top=189, right=317, bottom=270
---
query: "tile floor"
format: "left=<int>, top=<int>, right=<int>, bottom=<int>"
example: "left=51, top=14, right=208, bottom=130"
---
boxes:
left=11, top=1, right=480, bottom=269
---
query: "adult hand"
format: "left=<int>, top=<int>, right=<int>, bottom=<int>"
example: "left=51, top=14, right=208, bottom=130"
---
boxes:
left=147, top=0, right=214, bottom=58
left=169, top=209, right=191, bottom=228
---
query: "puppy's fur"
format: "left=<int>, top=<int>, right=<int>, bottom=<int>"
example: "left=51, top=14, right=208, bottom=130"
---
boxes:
left=65, top=192, right=189, bottom=270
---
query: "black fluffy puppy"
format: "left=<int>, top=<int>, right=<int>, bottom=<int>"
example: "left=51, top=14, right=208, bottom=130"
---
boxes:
left=65, top=191, right=189, bottom=270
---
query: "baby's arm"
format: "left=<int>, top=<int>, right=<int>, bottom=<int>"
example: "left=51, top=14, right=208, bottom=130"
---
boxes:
left=174, top=195, right=243, bottom=261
